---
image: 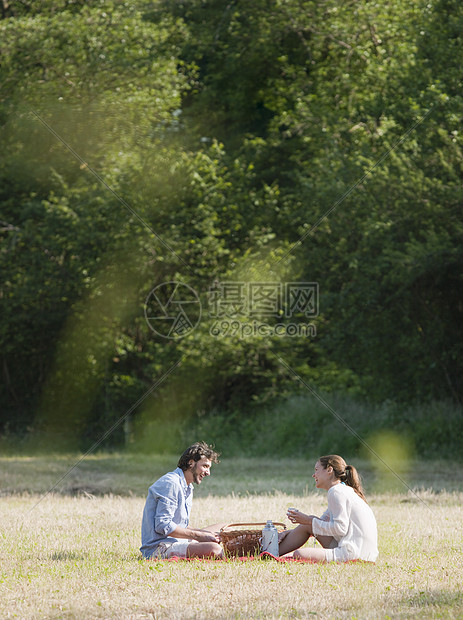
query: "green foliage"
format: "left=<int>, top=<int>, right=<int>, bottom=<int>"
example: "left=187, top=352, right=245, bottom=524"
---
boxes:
left=186, top=395, right=463, bottom=460
left=1, top=0, right=462, bottom=451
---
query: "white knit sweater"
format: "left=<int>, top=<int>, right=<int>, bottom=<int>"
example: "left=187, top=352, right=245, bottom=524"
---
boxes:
left=312, top=483, right=378, bottom=562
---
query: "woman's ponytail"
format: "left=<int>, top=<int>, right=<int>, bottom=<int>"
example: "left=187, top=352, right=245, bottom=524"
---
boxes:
left=344, top=464, right=366, bottom=501
left=319, top=455, right=367, bottom=502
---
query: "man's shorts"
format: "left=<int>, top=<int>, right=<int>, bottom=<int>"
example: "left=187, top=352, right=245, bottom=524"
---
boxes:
left=154, top=540, right=192, bottom=559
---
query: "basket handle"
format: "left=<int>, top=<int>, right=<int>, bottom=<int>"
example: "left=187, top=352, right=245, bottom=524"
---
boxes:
left=220, top=522, right=286, bottom=531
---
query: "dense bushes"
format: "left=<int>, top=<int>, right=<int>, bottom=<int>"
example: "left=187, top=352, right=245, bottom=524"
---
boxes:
left=1, top=0, right=462, bottom=452
left=183, top=395, right=463, bottom=460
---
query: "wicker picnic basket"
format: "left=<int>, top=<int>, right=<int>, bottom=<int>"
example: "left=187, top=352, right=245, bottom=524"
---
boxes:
left=219, top=522, right=286, bottom=557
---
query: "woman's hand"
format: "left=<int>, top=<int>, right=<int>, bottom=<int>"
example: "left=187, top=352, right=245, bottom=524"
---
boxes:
left=287, top=508, right=313, bottom=526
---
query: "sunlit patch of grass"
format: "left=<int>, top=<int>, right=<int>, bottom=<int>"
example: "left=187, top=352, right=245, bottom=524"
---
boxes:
left=2, top=453, right=463, bottom=498
left=0, top=455, right=462, bottom=618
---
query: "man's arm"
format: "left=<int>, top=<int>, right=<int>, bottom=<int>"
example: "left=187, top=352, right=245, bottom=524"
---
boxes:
left=151, top=475, right=191, bottom=538
left=168, top=525, right=219, bottom=543
left=152, top=475, right=219, bottom=543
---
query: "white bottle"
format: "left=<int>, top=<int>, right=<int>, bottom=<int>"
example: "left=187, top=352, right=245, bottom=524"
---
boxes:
left=261, top=520, right=279, bottom=556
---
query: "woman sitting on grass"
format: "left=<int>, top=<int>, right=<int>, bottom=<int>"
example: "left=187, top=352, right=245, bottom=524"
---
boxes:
left=278, top=455, right=378, bottom=563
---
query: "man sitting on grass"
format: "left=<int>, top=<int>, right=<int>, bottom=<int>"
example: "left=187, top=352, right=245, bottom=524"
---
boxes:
left=140, top=442, right=224, bottom=559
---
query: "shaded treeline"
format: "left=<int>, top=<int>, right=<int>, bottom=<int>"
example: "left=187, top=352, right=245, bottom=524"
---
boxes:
left=0, top=0, right=462, bottom=453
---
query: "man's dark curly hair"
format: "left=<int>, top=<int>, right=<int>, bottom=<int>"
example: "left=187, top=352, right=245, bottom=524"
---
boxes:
left=177, top=441, right=220, bottom=471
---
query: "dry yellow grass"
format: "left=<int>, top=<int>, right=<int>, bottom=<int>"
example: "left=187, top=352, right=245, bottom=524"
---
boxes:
left=1, top=487, right=462, bottom=619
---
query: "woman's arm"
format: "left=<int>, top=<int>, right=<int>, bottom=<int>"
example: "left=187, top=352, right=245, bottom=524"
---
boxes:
left=312, top=487, right=350, bottom=540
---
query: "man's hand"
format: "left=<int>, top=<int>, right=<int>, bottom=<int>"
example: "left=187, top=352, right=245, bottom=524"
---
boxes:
left=168, top=525, right=218, bottom=542
left=169, top=525, right=222, bottom=544
left=194, top=530, right=220, bottom=543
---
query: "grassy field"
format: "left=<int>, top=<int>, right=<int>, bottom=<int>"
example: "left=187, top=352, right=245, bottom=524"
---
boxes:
left=0, top=454, right=462, bottom=619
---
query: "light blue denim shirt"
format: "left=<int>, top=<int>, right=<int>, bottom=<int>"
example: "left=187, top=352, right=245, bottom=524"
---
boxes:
left=140, top=467, right=193, bottom=559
